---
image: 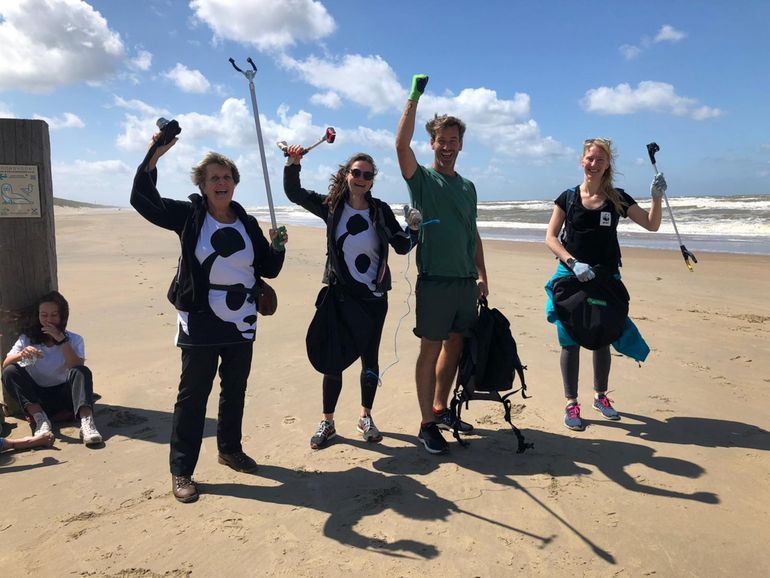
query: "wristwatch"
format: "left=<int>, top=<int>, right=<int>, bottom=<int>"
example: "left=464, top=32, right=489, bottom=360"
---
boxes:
left=566, top=257, right=576, bottom=269
left=56, top=334, right=70, bottom=345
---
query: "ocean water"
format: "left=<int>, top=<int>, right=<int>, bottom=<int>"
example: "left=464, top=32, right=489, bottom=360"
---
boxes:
left=247, top=194, right=770, bottom=256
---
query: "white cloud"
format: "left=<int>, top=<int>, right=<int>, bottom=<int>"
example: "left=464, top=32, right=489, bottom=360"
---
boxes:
left=52, top=159, right=132, bottom=204
left=280, top=53, right=565, bottom=159
left=163, top=63, right=211, bottom=93
left=114, top=96, right=325, bottom=155
left=655, top=24, right=686, bottom=43
left=113, top=95, right=169, bottom=117
left=619, top=44, right=642, bottom=60
left=310, top=91, right=342, bottom=109
left=130, top=49, right=153, bottom=71
left=33, top=112, right=85, bottom=130
left=0, top=0, right=124, bottom=92
left=190, top=0, right=335, bottom=51
left=55, top=159, right=131, bottom=176
left=280, top=54, right=404, bottom=114
left=581, top=81, right=723, bottom=120
left=421, top=88, right=567, bottom=159
left=620, top=24, right=686, bottom=60
left=346, top=126, right=397, bottom=151
left=0, top=102, right=14, bottom=117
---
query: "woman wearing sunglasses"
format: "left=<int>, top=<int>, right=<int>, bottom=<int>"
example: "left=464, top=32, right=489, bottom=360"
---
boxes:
left=284, top=147, right=415, bottom=449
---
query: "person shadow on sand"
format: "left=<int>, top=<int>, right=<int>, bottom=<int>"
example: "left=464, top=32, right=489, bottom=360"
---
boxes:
left=200, top=463, right=553, bottom=559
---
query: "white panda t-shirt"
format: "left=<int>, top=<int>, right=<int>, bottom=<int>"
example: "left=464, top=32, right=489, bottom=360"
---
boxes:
left=335, top=202, right=381, bottom=296
left=177, top=213, right=258, bottom=346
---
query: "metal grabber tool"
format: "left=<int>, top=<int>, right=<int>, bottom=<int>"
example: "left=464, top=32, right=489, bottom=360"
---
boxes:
left=646, top=142, right=697, bottom=271
left=229, top=57, right=285, bottom=251
left=276, top=127, right=336, bottom=157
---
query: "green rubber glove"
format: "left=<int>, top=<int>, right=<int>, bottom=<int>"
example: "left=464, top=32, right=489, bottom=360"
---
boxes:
left=409, top=74, right=429, bottom=101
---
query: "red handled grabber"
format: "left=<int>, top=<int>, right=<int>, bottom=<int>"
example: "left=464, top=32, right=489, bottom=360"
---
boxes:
left=230, top=57, right=285, bottom=251
left=276, top=127, right=336, bottom=157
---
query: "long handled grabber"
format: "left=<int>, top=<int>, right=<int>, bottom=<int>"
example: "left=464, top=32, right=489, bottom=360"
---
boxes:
left=229, top=57, right=285, bottom=251
left=276, top=127, right=336, bottom=157
left=646, top=142, right=697, bottom=271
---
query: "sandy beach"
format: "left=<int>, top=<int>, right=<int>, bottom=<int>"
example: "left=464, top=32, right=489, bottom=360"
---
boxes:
left=2, top=208, right=769, bottom=577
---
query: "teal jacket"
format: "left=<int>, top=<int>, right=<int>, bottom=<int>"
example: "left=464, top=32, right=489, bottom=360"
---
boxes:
left=544, top=263, right=650, bottom=362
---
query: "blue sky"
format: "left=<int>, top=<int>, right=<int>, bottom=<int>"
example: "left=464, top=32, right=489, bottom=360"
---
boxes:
left=1, top=0, right=768, bottom=207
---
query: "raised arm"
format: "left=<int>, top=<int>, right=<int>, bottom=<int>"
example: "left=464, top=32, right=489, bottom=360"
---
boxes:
left=395, top=74, right=428, bottom=180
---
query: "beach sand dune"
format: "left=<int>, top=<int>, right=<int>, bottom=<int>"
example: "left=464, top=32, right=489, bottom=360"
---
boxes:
left=1, top=209, right=768, bottom=576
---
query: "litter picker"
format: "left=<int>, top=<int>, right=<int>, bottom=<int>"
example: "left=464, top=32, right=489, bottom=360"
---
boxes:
left=229, top=57, right=285, bottom=251
left=276, top=127, right=336, bottom=157
left=646, top=142, right=697, bottom=271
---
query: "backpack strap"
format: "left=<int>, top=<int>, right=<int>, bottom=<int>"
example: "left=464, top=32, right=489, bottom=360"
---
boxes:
left=559, top=185, right=580, bottom=246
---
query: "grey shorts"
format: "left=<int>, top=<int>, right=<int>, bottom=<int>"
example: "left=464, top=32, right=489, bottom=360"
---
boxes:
left=414, top=277, right=479, bottom=341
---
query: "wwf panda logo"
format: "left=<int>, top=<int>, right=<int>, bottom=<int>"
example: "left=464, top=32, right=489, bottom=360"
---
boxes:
left=199, top=225, right=257, bottom=340
left=336, top=210, right=378, bottom=292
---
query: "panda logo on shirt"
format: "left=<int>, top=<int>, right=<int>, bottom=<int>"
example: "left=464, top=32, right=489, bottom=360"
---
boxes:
left=335, top=205, right=380, bottom=295
left=197, top=217, right=257, bottom=340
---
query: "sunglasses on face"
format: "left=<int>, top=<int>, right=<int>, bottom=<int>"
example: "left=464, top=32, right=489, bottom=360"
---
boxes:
left=584, top=137, right=612, bottom=146
left=349, top=168, right=375, bottom=181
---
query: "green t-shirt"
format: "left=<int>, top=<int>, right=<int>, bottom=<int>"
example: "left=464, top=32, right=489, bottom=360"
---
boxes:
left=406, top=165, right=478, bottom=278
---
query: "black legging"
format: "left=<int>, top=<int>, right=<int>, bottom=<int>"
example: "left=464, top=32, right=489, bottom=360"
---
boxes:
left=560, top=344, right=611, bottom=400
left=322, top=296, right=387, bottom=414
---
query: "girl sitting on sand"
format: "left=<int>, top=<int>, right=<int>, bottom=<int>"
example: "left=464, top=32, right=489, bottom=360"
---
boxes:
left=544, top=138, right=665, bottom=431
left=2, top=291, right=103, bottom=445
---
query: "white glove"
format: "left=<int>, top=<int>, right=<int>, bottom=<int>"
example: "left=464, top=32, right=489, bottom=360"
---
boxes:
left=571, top=261, right=595, bottom=282
left=403, top=205, right=423, bottom=230
left=651, top=172, right=667, bottom=199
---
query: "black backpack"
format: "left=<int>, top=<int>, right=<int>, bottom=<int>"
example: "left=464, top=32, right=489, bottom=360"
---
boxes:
left=450, top=297, right=533, bottom=453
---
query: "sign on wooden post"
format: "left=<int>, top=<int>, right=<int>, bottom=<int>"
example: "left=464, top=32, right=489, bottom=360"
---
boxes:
left=0, top=119, right=58, bottom=416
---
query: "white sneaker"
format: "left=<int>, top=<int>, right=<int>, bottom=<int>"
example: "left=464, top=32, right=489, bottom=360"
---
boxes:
left=32, top=412, right=52, bottom=436
left=80, top=416, right=103, bottom=445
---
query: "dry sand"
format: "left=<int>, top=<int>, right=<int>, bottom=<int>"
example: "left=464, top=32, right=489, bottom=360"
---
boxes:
left=1, top=208, right=769, bottom=577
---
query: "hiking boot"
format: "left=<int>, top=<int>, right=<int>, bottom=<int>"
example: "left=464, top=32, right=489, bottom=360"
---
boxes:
left=357, top=415, right=383, bottom=443
left=593, top=395, right=620, bottom=420
left=418, top=422, right=449, bottom=455
left=80, top=416, right=103, bottom=445
left=434, top=408, right=473, bottom=434
left=564, top=402, right=584, bottom=431
left=310, top=420, right=336, bottom=450
left=32, top=412, right=52, bottom=437
left=171, top=475, right=199, bottom=503
left=218, top=451, right=258, bottom=473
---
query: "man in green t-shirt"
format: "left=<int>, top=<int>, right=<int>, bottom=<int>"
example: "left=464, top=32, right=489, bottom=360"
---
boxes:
left=396, top=74, right=489, bottom=455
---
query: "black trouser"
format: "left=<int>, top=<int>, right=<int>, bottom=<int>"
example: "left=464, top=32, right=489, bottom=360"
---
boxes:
left=170, top=343, right=253, bottom=476
left=3, top=364, right=94, bottom=417
left=322, top=296, right=387, bottom=415
left=560, top=345, right=611, bottom=400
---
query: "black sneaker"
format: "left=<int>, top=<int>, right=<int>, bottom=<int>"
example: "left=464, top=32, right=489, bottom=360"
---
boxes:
left=418, top=422, right=449, bottom=455
left=434, top=409, right=474, bottom=434
left=310, top=419, right=336, bottom=450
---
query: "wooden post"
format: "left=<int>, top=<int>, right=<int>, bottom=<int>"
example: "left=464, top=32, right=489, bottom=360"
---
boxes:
left=0, top=119, right=57, bottom=416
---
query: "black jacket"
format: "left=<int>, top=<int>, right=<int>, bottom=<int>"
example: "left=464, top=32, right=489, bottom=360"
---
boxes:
left=283, top=164, right=414, bottom=296
left=131, top=163, right=285, bottom=313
